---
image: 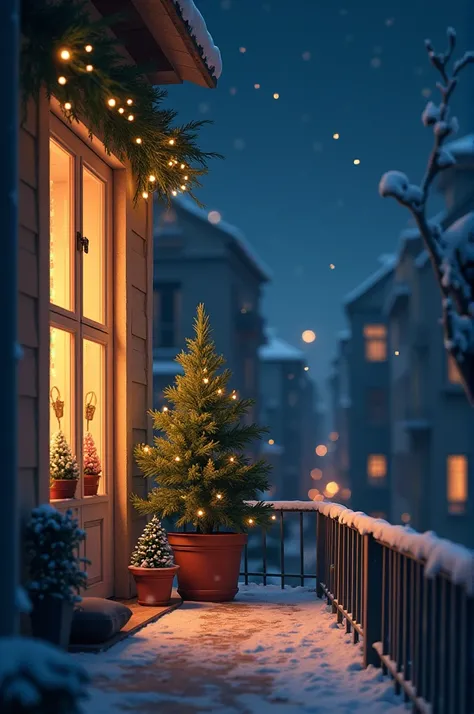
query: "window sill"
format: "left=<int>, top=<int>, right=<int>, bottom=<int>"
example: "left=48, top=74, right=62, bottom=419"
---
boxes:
left=50, top=494, right=109, bottom=505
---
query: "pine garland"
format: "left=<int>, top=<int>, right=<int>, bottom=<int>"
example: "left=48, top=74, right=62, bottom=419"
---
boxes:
left=132, top=304, right=273, bottom=534
left=130, top=516, right=175, bottom=568
left=21, top=0, right=221, bottom=204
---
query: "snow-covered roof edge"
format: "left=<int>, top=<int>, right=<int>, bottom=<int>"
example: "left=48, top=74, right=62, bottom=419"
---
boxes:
left=343, top=255, right=396, bottom=307
left=173, top=196, right=272, bottom=282
left=173, top=1, right=223, bottom=80
left=259, top=335, right=305, bottom=362
left=247, top=500, right=474, bottom=594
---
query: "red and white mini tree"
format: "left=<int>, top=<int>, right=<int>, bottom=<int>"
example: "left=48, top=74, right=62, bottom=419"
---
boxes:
left=83, top=432, right=102, bottom=476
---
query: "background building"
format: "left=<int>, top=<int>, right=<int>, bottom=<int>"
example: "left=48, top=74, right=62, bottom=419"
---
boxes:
left=341, top=255, right=395, bottom=519
left=259, top=331, right=318, bottom=500
left=152, top=197, right=270, bottom=458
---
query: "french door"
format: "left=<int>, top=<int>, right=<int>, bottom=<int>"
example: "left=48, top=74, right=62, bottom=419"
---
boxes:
left=49, top=113, right=114, bottom=597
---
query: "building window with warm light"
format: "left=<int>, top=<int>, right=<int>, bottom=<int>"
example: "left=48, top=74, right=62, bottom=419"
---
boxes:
left=364, top=324, right=387, bottom=362
left=367, top=454, right=387, bottom=484
left=447, top=455, right=468, bottom=514
left=154, top=283, right=181, bottom=348
left=49, top=132, right=112, bottom=500
left=448, top=355, right=462, bottom=385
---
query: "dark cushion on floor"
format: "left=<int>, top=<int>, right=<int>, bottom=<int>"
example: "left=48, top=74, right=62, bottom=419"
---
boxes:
left=69, top=597, right=132, bottom=644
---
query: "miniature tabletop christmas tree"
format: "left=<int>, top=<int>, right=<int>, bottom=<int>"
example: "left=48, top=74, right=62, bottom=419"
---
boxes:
left=133, top=304, right=273, bottom=534
left=130, top=516, right=175, bottom=568
left=83, top=432, right=102, bottom=476
left=50, top=431, right=79, bottom=481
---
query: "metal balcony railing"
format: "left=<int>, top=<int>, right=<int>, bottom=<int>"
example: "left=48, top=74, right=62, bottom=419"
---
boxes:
left=243, top=500, right=474, bottom=714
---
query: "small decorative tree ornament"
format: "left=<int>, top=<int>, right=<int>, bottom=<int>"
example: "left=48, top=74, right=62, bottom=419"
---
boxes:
left=83, top=431, right=101, bottom=496
left=49, top=431, right=79, bottom=500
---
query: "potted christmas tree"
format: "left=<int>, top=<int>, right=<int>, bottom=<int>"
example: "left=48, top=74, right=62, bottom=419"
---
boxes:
left=49, top=431, right=79, bottom=500
left=133, top=304, right=272, bottom=602
left=83, top=432, right=101, bottom=496
left=26, top=505, right=88, bottom=649
left=128, top=516, right=179, bottom=605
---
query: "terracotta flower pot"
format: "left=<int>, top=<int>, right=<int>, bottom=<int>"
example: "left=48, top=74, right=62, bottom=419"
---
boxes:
left=128, top=564, right=180, bottom=606
left=84, top=474, right=100, bottom=496
left=167, top=532, right=248, bottom=603
left=50, top=479, right=78, bottom=500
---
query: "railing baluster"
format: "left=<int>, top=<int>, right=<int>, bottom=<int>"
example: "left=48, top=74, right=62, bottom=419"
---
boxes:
left=394, top=551, right=401, bottom=694
left=299, top=511, right=304, bottom=586
left=430, top=577, right=441, bottom=712
left=280, top=509, right=284, bottom=589
left=316, top=510, right=326, bottom=598
left=402, top=555, right=409, bottom=702
left=380, top=546, right=388, bottom=674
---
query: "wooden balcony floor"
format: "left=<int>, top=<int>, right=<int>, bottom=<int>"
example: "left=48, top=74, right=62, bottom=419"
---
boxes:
left=77, top=586, right=407, bottom=713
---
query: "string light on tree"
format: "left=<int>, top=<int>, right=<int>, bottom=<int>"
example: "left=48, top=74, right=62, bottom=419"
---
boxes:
left=107, top=98, right=116, bottom=107
left=85, top=44, right=93, bottom=52
left=64, top=102, right=72, bottom=110
left=175, top=456, right=181, bottom=462
left=127, top=99, right=133, bottom=105
left=58, top=76, right=67, bottom=85
left=142, top=191, right=149, bottom=199
left=197, top=509, right=204, bottom=517
left=143, top=445, right=150, bottom=453
left=60, top=49, right=70, bottom=60
left=216, top=493, right=222, bottom=500
left=86, top=64, right=93, bottom=72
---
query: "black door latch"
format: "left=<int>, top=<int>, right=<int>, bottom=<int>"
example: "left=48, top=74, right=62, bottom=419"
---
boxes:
left=76, top=232, right=89, bottom=254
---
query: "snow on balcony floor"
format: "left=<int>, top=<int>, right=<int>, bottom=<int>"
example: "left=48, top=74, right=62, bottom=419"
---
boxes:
left=76, top=585, right=406, bottom=714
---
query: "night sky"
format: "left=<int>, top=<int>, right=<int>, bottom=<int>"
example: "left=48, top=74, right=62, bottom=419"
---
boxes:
left=166, top=0, right=472, bottom=407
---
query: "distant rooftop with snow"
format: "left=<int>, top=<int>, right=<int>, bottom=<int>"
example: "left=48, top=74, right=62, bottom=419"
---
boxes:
left=172, top=195, right=272, bottom=282
left=260, top=330, right=305, bottom=363
left=343, top=254, right=396, bottom=307
left=174, top=1, right=222, bottom=80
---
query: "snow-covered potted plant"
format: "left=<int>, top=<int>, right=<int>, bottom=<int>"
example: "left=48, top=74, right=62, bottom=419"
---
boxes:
left=133, top=305, right=272, bottom=603
left=83, top=432, right=101, bottom=496
left=128, top=516, right=179, bottom=606
left=26, top=505, right=88, bottom=649
left=49, top=431, right=79, bottom=500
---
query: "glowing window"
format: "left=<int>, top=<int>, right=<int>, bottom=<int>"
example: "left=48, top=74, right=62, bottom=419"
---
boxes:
left=82, top=167, right=106, bottom=324
left=50, top=140, right=74, bottom=311
left=447, top=455, right=468, bottom=514
left=83, top=339, right=106, bottom=495
left=448, top=356, right=462, bottom=385
left=364, top=324, right=387, bottom=362
left=367, top=454, right=387, bottom=482
left=49, top=327, right=74, bottom=449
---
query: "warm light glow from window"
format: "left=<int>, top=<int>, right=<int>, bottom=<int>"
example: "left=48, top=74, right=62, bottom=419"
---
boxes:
left=448, top=356, right=462, bottom=385
left=315, top=444, right=328, bottom=457
left=49, top=327, right=73, bottom=448
left=83, top=339, right=105, bottom=494
left=364, top=324, right=387, bottom=362
left=325, top=481, right=339, bottom=496
left=447, top=455, right=468, bottom=513
left=367, top=454, right=387, bottom=481
left=50, top=139, right=73, bottom=310
left=311, top=468, right=322, bottom=480
left=302, top=330, right=316, bottom=343
left=82, top=167, right=105, bottom=324
left=329, top=431, right=339, bottom=442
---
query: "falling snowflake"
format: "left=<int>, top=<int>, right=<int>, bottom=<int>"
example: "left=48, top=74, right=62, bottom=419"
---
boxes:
left=233, top=138, right=246, bottom=151
left=208, top=211, right=221, bottom=225
left=221, top=0, right=231, bottom=7
left=385, top=17, right=394, bottom=26
left=421, top=88, right=432, bottom=98
left=370, top=57, right=382, bottom=69
left=239, top=47, right=247, bottom=54
left=302, top=51, right=311, bottom=61
left=254, top=83, right=261, bottom=89
left=198, top=103, right=210, bottom=114
left=329, top=264, right=335, bottom=270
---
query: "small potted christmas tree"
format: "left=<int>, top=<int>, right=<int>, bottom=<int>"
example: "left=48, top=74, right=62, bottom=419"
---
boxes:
left=50, top=431, right=79, bottom=500
left=83, top=432, right=102, bottom=496
left=133, top=304, right=272, bottom=603
left=128, top=516, right=179, bottom=605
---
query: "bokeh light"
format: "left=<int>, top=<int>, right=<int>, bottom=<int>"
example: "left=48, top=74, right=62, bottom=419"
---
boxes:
left=329, top=432, right=339, bottom=442
left=325, top=481, right=339, bottom=497
left=208, top=211, right=221, bottom=224
left=302, top=330, right=316, bottom=343
left=315, top=444, right=328, bottom=457
left=311, top=468, right=323, bottom=480
left=308, top=488, right=320, bottom=500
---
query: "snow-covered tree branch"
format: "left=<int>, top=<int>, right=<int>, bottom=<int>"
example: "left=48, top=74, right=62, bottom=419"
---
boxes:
left=379, top=27, right=474, bottom=404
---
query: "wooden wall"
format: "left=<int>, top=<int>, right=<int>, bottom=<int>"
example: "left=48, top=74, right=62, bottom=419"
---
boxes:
left=18, top=96, right=50, bottom=518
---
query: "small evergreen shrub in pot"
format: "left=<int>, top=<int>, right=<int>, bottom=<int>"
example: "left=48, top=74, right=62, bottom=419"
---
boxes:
left=133, top=305, right=273, bottom=603
left=83, top=432, right=102, bottom=496
left=26, top=505, right=88, bottom=649
left=49, top=431, right=79, bottom=500
left=128, top=516, right=179, bottom=605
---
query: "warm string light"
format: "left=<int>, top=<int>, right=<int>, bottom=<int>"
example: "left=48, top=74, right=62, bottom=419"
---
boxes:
left=217, top=389, right=223, bottom=395
left=248, top=518, right=254, bottom=525
left=175, top=456, right=181, bottom=462
left=64, top=102, right=72, bottom=111
left=271, top=515, right=277, bottom=521
left=216, top=493, right=222, bottom=500
left=58, top=76, right=67, bottom=85
left=197, top=509, right=204, bottom=517
left=86, top=64, right=93, bottom=72
left=60, top=49, right=70, bottom=60
left=163, top=406, right=169, bottom=412
left=85, top=44, right=93, bottom=53
left=203, top=377, right=209, bottom=384
left=135, top=138, right=142, bottom=144
left=143, top=445, right=150, bottom=453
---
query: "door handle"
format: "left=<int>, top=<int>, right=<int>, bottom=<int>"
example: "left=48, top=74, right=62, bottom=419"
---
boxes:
left=76, top=232, right=89, bottom=254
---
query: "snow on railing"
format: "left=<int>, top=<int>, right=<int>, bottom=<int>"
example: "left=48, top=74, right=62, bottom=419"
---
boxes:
left=249, top=500, right=474, bottom=595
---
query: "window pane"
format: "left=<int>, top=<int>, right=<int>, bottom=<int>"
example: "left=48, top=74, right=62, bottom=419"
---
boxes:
left=50, top=327, right=74, bottom=450
left=83, top=339, right=106, bottom=494
left=447, top=455, right=467, bottom=513
left=367, top=454, right=387, bottom=482
left=365, top=338, right=387, bottom=362
left=50, top=140, right=74, bottom=310
left=82, top=167, right=105, bottom=324
left=364, top=324, right=386, bottom=338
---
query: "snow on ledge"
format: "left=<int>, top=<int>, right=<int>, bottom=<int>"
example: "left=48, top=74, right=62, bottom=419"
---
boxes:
left=174, top=1, right=223, bottom=79
left=247, top=500, right=474, bottom=594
